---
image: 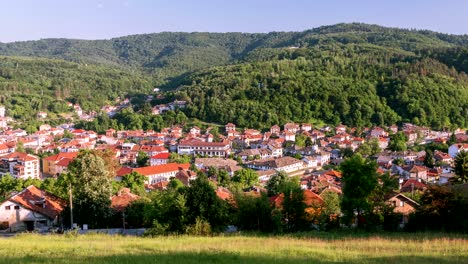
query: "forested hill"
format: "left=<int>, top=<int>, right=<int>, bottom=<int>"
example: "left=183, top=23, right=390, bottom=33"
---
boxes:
left=1, top=23, right=468, bottom=81
left=0, top=23, right=467, bottom=130
left=174, top=43, right=468, bottom=130
left=0, top=56, right=152, bottom=121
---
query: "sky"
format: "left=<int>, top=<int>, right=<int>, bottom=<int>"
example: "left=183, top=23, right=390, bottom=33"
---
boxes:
left=1, top=0, right=467, bottom=42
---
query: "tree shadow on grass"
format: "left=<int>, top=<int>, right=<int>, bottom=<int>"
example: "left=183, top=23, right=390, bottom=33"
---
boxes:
left=1, top=252, right=466, bottom=264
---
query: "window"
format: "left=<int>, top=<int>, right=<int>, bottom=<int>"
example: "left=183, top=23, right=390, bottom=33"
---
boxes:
left=14, top=205, right=20, bottom=210
left=5, top=206, right=10, bottom=210
left=400, top=201, right=404, bottom=207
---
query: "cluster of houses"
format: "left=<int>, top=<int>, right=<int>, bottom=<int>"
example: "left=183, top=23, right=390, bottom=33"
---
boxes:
left=0, top=119, right=466, bottom=232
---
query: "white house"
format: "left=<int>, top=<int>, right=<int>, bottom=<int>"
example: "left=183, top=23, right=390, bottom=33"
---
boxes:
left=448, top=144, right=468, bottom=158
left=177, top=139, right=231, bottom=157
left=0, top=185, right=65, bottom=232
left=248, top=156, right=303, bottom=173
left=132, top=163, right=191, bottom=184
left=0, top=152, right=40, bottom=179
left=315, top=151, right=331, bottom=166
left=302, top=156, right=318, bottom=169
left=150, top=152, right=170, bottom=166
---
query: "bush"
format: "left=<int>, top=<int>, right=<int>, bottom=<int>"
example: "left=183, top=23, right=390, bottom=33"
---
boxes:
left=143, top=220, right=169, bottom=237
left=185, top=217, right=212, bottom=236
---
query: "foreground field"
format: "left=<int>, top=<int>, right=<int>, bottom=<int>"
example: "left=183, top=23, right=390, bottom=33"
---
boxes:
left=0, top=233, right=467, bottom=264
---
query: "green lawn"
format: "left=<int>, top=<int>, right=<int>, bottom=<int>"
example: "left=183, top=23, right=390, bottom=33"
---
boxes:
left=0, top=233, right=467, bottom=264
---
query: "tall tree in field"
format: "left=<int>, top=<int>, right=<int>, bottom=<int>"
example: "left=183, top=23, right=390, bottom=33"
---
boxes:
left=340, top=154, right=378, bottom=227
left=453, top=151, right=468, bottom=184
left=68, top=151, right=113, bottom=228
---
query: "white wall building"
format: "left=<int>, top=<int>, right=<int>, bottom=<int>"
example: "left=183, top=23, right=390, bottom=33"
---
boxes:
left=0, top=152, right=40, bottom=179
left=0, top=185, right=65, bottom=232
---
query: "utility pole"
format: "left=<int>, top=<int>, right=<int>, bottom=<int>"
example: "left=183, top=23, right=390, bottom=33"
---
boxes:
left=122, top=212, right=126, bottom=230
left=69, top=184, right=74, bottom=229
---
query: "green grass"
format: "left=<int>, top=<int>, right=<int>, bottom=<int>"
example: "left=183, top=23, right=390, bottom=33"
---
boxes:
left=0, top=233, right=467, bottom=263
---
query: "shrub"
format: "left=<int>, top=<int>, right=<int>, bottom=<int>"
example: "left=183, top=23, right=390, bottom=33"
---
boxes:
left=143, top=220, right=169, bottom=237
left=185, top=217, right=212, bottom=236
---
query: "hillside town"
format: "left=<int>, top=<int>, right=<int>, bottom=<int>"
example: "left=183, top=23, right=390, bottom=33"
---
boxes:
left=0, top=99, right=467, bottom=232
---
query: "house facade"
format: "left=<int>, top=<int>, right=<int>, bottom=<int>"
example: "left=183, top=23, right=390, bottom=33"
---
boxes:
left=0, top=152, right=40, bottom=179
left=132, top=163, right=191, bottom=184
left=448, top=144, right=468, bottom=158
left=177, top=139, right=231, bottom=157
left=0, top=185, right=65, bottom=232
left=386, top=193, right=419, bottom=227
left=42, top=152, right=78, bottom=177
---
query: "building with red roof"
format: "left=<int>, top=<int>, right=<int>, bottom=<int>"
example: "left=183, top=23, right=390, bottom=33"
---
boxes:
left=0, top=152, right=40, bottom=179
left=150, top=152, right=170, bottom=166
left=0, top=185, right=66, bottom=232
left=111, top=188, right=140, bottom=212
left=132, top=163, right=190, bottom=184
left=42, top=152, right=78, bottom=177
left=177, top=138, right=231, bottom=157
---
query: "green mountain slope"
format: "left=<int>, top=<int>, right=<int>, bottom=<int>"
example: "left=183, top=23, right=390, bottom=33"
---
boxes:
left=1, top=23, right=467, bottom=81
left=0, top=56, right=152, bottom=121
left=0, top=23, right=467, bottom=129
left=174, top=43, right=468, bottom=129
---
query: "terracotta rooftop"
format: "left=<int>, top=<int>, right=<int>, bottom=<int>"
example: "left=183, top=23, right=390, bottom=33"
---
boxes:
left=179, top=138, right=229, bottom=147
left=133, top=163, right=190, bottom=176
left=151, top=152, right=170, bottom=159
left=55, top=158, right=73, bottom=167
left=111, top=188, right=140, bottom=212
left=271, top=189, right=324, bottom=208
left=9, top=185, right=66, bottom=219
left=1, top=152, right=38, bottom=162
left=43, top=152, right=78, bottom=162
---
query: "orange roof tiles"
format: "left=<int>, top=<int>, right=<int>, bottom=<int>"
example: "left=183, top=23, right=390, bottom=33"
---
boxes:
left=9, top=185, right=66, bottom=219
left=111, top=188, right=140, bottom=212
left=151, top=152, right=170, bottom=159
left=133, top=163, right=190, bottom=176
left=43, top=152, right=78, bottom=162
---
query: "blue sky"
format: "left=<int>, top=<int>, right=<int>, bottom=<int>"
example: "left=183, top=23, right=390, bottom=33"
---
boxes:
left=1, top=0, right=467, bottom=42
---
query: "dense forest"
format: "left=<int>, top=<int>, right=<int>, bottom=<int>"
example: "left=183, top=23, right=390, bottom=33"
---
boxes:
left=0, top=23, right=467, bottom=129
left=0, top=56, right=152, bottom=122
left=1, top=23, right=467, bottom=80
left=174, top=44, right=468, bottom=129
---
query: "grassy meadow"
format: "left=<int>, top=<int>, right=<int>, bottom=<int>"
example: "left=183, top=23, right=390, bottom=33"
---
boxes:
left=0, top=232, right=466, bottom=264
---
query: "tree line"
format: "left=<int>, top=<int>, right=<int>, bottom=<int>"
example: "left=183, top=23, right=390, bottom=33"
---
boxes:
left=2, top=150, right=466, bottom=234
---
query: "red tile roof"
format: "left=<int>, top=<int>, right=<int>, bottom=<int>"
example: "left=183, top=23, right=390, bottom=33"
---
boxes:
left=9, top=185, right=66, bottom=219
left=400, top=179, right=428, bottom=193
left=1, top=152, right=38, bottom=162
left=56, top=158, right=73, bottom=167
left=151, top=152, right=170, bottom=159
left=43, top=152, right=78, bottom=162
left=116, top=166, right=133, bottom=177
left=133, top=163, right=190, bottom=176
left=215, top=187, right=233, bottom=201
left=179, top=138, right=229, bottom=147
left=271, top=189, right=324, bottom=208
left=111, top=188, right=140, bottom=212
